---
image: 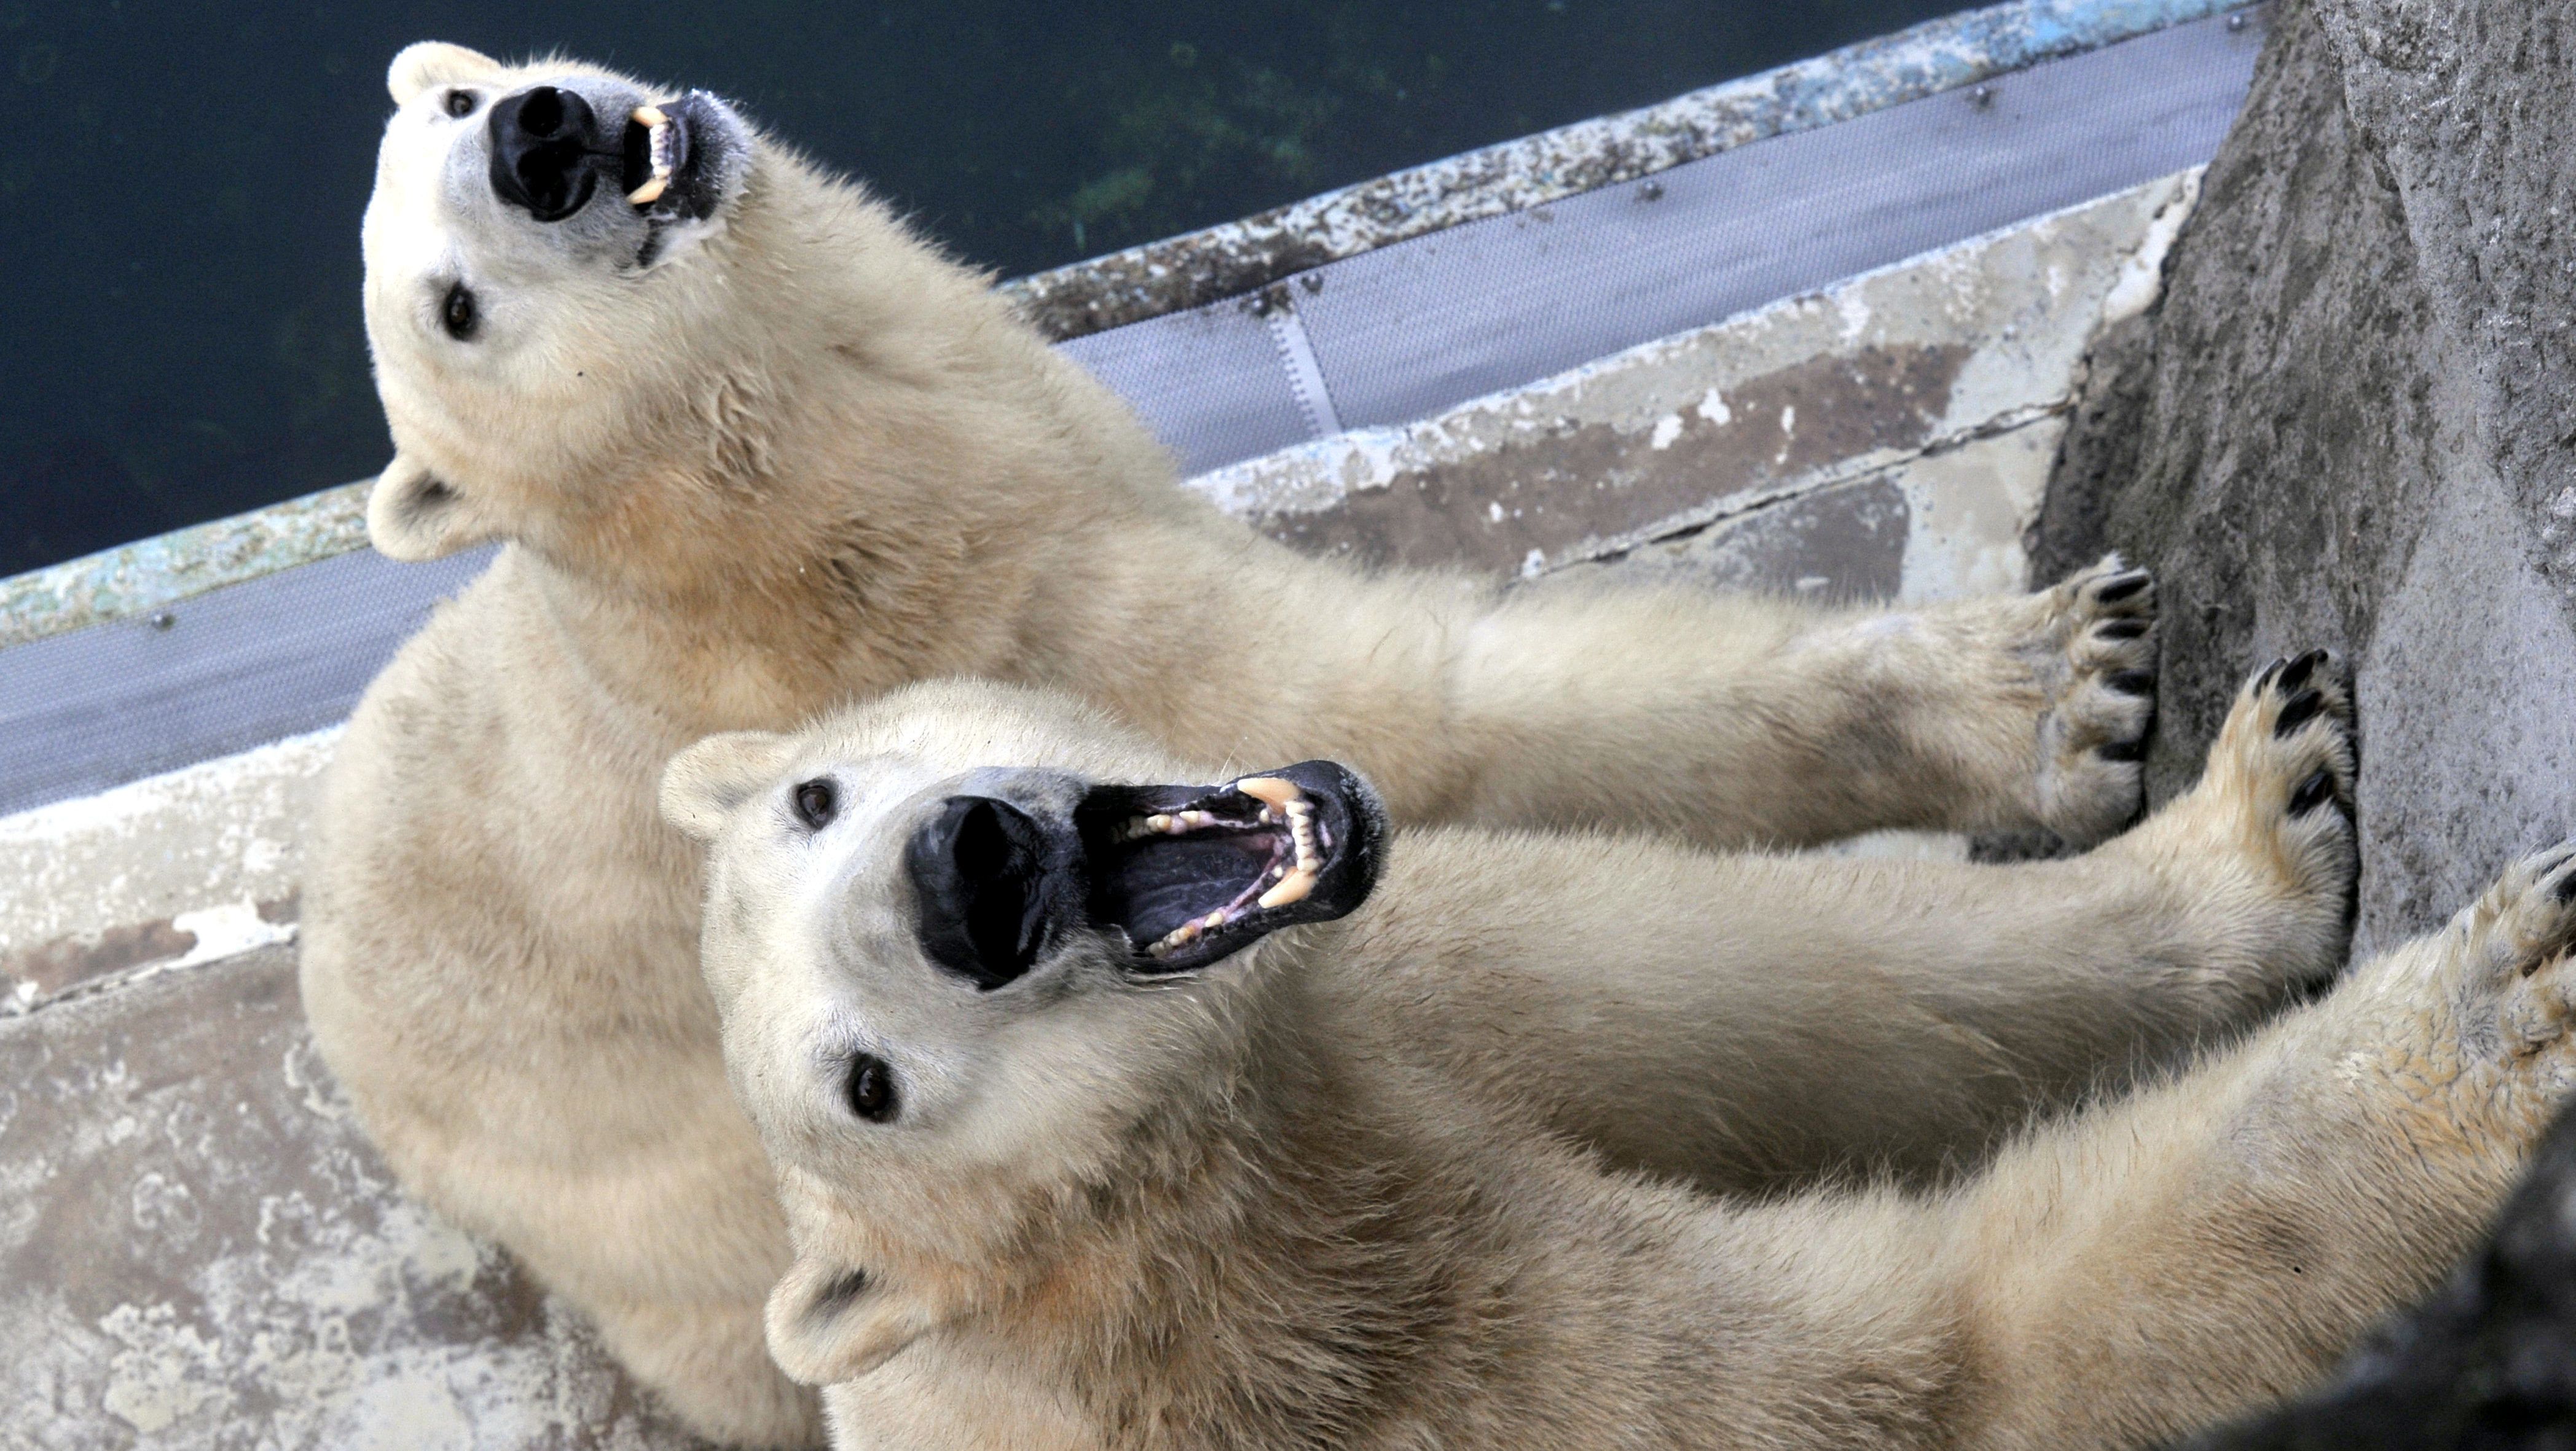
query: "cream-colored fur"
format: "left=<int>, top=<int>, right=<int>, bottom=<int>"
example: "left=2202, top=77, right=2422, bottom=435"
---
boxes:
left=672, top=669, right=2560, bottom=1451
left=314, top=41, right=2173, bottom=1445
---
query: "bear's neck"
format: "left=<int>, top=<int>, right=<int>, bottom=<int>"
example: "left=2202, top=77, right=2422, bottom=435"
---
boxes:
left=942, top=971, right=1567, bottom=1445
left=516, top=167, right=1202, bottom=737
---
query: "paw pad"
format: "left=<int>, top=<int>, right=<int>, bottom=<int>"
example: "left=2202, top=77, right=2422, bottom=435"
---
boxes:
left=2024, top=554, right=2164, bottom=845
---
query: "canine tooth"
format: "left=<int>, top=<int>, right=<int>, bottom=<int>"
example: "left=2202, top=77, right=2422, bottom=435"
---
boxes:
left=632, top=103, right=669, bottom=128
left=627, top=175, right=670, bottom=206
left=1235, top=777, right=1304, bottom=810
left=1259, top=870, right=1316, bottom=910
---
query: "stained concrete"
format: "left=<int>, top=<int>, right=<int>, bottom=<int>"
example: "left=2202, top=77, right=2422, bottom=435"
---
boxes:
left=1262, top=343, right=1968, bottom=576
left=1204, top=173, right=2199, bottom=585
left=2035, top=0, right=2576, bottom=953
left=0, top=947, right=709, bottom=1450
left=2, top=733, right=324, bottom=1014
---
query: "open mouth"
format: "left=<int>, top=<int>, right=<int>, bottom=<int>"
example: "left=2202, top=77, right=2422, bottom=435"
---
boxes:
left=618, top=92, right=727, bottom=220
left=905, top=761, right=1384, bottom=989
left=1074, top=761, right=1381, bottom=974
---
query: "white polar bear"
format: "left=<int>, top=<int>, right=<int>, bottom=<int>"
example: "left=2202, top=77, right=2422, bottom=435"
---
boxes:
left=311, top=41, right=2170, bottom=1445
left=666, top=670, right=2563, bottom=1451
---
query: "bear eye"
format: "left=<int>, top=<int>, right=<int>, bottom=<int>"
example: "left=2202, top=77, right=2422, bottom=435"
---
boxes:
left=847, top=1054, right=898, bottom=1122
left=441, top=282, right=479, bottom=341
left=793, top=778, right=838, bottom=829
left=444, top=88, right=477, bottom=118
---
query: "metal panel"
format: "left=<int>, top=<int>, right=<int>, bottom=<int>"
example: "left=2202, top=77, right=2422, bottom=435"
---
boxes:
left=0, top=547, right=492, bottom=816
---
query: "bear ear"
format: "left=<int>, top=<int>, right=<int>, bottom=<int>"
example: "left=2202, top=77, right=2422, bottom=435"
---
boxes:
left=764, top=1254, right=948, bottom=1386
left=367, top=453, right=500, bottom=561
left=661, top=733, right=798, bottom=842
left=388, top=42, right=503, bottom=106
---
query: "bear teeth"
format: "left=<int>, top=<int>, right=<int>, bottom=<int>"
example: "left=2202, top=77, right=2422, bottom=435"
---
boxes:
left=628, top=104, right=676, bottom=206
left=1133, top=778, right=1332, bottom=956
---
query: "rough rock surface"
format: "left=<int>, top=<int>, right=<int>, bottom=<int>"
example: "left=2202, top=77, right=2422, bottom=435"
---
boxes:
left=2035, top=0, right=2576, bottom=953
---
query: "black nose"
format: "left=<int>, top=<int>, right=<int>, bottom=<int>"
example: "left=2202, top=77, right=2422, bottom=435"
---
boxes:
left=488, top=85, right=607, bottom=221
left=906, top=796, right=1075, bottom=991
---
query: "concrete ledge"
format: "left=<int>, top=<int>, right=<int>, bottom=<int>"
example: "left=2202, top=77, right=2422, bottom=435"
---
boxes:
left=1204, top=171, right=2201, bottom=596
left=0, top=946, right=706, bottom=1449
left=997, top=0, right=2246, bottom=340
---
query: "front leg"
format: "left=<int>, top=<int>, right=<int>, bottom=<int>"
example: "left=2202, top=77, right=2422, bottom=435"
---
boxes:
left=1334, top=651, right=2351, bottom=1194
left=1445, top=554, right=2159, bottom=849
left=1926, top=839, right=2576, bottom=1449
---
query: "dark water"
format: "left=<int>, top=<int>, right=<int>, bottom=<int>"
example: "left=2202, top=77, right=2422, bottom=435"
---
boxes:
left=4, top=0, right=1967, bottom=579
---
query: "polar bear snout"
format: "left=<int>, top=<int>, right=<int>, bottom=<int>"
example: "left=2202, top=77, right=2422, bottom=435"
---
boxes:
left=482, top=79, right=745, bottom=232
left=487, top=85, right=611, bottom=222
left=905, top=794, right=1082, bottom=992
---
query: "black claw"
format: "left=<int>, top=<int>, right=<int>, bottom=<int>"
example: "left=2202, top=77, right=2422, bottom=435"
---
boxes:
left=2098, top=738, right=2147, bottom=764
left=2253, top=657, right=2288, bottom=692
left=2554, top=868, right=2576, bottom=907
left=2274, top=690, right=2326, bottom=738
left=2288, top=769, right=2336, bottom=818
left=2095, top=571, right=2153, bottom=604
left=2095, top=618, right=2150, bottom=642
left=2276, top=648, right=2331, bottom=693
left=2106, top=669, right=2156, bottom=697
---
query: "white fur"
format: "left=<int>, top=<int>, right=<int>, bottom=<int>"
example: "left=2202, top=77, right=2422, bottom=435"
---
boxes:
left=315, top=42, right=2178, bottom=1445
left=683, top=675, right=2563, bottom=1450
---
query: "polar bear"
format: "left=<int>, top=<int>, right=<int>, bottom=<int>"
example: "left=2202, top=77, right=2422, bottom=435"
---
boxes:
left=664, top=667, right=2568, bottom=1451
left=309, top=41, right=2174, bottom=1445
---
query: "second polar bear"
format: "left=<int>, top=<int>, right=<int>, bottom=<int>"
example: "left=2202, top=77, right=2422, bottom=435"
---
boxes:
left=312, top=42, right=2166, bottom=1444
left=669, top=670, right=2566, bottom=1450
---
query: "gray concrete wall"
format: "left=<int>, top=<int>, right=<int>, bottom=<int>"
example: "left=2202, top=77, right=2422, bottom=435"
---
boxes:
left=0, top=177, right=2194, bottom=1447
left=2036, top=0, right=2576, bottom=955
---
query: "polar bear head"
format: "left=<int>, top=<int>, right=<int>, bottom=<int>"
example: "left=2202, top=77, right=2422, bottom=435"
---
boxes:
left=659, top=680, right=1387, bottom=1385
left=360, top=41, right=769, bottom=563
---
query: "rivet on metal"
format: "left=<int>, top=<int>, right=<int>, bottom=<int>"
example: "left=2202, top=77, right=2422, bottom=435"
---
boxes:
left=2227, top=12, right=2248, bottom=31
left=1970, top=85, right=1996, bottom=108
left=148, top=611, right=177, bottom=631
left=1638, top=180, right=1666, bottom=201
